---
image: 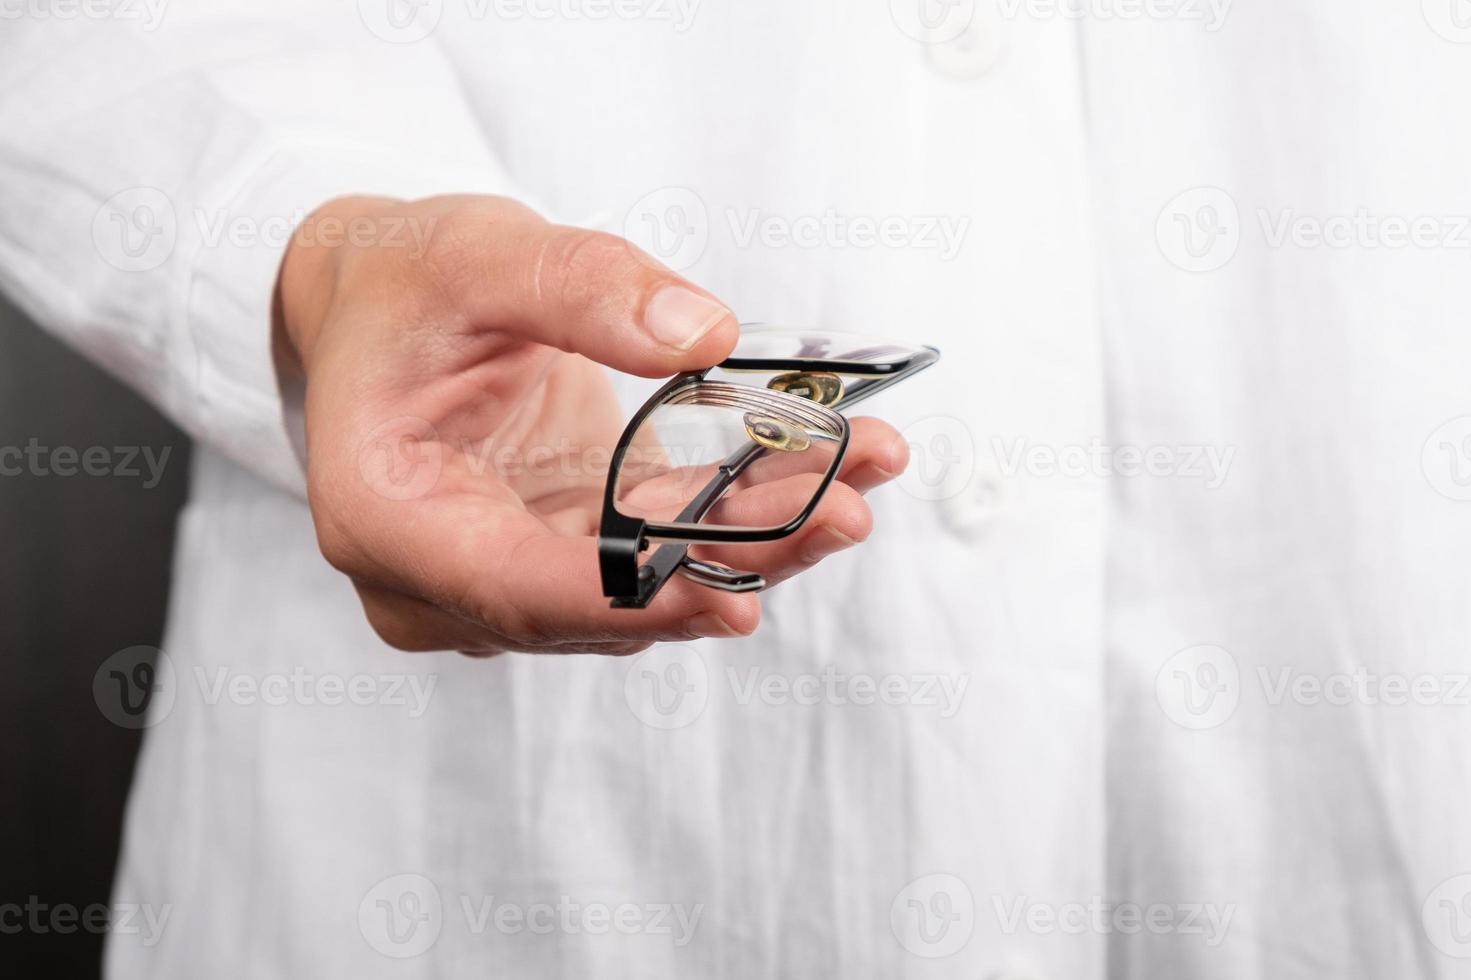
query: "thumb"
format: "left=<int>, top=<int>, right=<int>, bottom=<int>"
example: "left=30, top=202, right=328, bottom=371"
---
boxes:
left=434, top=199, right=739, bottom=377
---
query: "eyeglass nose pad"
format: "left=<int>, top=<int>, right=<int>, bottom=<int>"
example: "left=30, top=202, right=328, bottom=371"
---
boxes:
left=677, top=555, right=765, bottom=593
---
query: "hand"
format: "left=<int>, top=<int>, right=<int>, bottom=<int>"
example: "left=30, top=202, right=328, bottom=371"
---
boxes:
left=276, top=195, right=908, bottom=656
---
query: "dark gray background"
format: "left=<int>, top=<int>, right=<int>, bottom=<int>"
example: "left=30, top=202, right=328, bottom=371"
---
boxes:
left=0, top=295, right=191, bottom=978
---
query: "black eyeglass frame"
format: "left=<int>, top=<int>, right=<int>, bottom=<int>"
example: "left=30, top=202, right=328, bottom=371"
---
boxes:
left=599, top=340, right=940, bottom=608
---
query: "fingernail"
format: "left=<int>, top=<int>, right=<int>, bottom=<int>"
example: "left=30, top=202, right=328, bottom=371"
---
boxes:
left=644, top=285, right=732, bottom=351
left=800, top=526, right=857, bottom=565
left=685, top=612, right=743, bottom=639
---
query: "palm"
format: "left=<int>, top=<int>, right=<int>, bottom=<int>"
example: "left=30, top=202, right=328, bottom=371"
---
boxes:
left=399, top=345, right=627, bottom=539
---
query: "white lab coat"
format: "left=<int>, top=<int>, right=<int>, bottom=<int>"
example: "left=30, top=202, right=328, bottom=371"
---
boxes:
left=3, top=2, right=1471, bottom=977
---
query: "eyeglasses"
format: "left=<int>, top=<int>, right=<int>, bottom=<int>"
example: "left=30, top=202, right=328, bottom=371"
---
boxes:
left=599, top=325, right=940, bottom=608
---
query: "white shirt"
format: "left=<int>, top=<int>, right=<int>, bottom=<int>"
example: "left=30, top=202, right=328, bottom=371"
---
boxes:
left=4, top=2, right=1471, bottom=977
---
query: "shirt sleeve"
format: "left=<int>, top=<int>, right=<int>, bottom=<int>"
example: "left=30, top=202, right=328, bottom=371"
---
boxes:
left=0, top=2, right=523, bottom=495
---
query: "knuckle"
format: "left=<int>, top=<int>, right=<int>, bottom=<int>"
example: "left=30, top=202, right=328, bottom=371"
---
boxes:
left=533, top=227, right=636, bottom=315
left=417, top=208, right=487, bottom=290
left=454, top=575, right=549, bottom=650
left=415, top=199, right=521, bottom=292
left=483, top=603, right=551, bottom=650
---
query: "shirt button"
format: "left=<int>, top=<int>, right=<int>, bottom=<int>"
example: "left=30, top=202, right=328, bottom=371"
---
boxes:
left=940, top=469, right=1007, bottom=539
left=927, top=0, right=1005, bottom=80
